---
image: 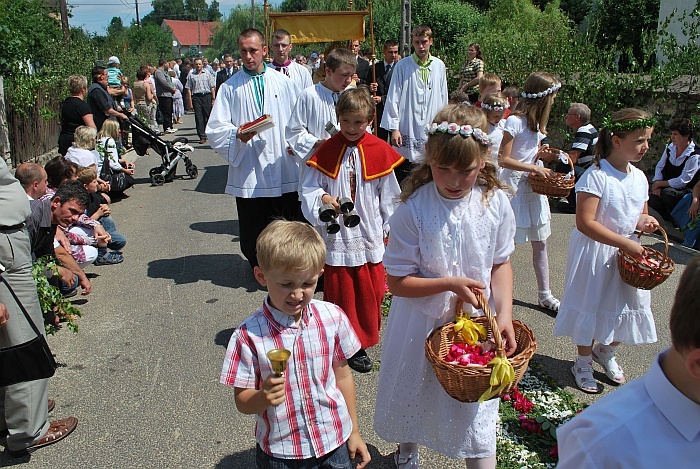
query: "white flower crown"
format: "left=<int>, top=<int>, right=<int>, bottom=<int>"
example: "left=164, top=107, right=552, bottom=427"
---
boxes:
left=520, top=82, right=561, bottom=99
left=481, top=102, right=510, bottom=111
left=425, top=121, right=492, bottom=146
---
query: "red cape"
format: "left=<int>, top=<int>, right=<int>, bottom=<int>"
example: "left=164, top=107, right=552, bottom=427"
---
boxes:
left=307, top=131, right=405, bottom=181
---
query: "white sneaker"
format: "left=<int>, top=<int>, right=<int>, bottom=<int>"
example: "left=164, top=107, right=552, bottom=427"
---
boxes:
left=394, top=446, right=419, bottom=468
left=166, top=128, right=178, bottom=133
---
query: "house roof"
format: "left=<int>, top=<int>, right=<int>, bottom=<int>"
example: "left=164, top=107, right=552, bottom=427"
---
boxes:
left=162, top=20, right=218, bottom=47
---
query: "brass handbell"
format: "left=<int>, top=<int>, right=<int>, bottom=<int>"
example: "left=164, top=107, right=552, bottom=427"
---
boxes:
left=267, top=348, right=291, bottom=376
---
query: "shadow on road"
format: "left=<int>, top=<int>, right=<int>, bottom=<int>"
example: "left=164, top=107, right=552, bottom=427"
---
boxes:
left=194, top=164, right=228, bottom=194
left=190, top=220, right=240, bottom=237
left=147, top=254, right=262, bottom=291
left=215, top=328, right=235, bottom=348
left=513, top=299, right=557, bottom=319
left=214, top=445, right=396, bottom=468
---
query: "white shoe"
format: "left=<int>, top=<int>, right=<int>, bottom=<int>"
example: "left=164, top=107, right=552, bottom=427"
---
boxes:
left=394, top=446, right=419, bottom=468
left=165, top=128, right=178, bottom=133
left=592, top=346, right=625, bottom=384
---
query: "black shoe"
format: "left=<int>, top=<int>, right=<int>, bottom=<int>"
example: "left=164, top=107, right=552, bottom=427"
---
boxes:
left=347, top=349, right=373, bottom=373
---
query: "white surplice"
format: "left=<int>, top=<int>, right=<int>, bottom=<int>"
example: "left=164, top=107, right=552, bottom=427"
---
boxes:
left=206, top=65, right=301, bottom=198
left=300, top=144, right=400, bottom=267
left=286, top=83, right=341, bottom=194
left=380, top=55, right=448, bottom=163
left=270, top=61, right=313, bottom=90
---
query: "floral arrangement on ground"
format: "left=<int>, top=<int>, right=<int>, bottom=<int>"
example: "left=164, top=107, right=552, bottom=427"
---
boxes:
left=496, top=361, right=586, bottom=468
left=381, top=290, right=587, bottom=467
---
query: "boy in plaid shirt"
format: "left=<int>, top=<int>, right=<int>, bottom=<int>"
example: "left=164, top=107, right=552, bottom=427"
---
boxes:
left=220, top=220, right=371, bottom=468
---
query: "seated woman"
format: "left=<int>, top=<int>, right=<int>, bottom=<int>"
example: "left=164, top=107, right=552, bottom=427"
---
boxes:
left=649, top=118, right=700, bottom=222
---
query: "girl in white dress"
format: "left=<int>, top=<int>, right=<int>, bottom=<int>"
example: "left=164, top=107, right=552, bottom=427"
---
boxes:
left=374, top=104, right=517, bottom=469
left=554, top=108, right=659, bottom=393
left=498, top=72, right=561, bottom=312
left=481, top=92, right=508, bottom=167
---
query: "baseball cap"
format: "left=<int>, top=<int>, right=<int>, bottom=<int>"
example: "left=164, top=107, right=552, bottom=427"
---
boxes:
left=107, top=56, right=120, bottom=65
left=310, top=52, right=319, bottom=59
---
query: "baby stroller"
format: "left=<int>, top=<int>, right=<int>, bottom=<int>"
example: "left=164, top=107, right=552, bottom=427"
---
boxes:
left=129, top=114, right=198, bottom=186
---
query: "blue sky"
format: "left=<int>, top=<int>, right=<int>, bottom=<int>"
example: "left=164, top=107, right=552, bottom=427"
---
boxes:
left=67, top=0, right=254, bottom=34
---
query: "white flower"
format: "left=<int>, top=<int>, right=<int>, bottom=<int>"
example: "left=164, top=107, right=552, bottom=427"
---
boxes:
left=437, top=121, right=449, bottom=132
left=447, top=123, right=459, bottom=134
left=459, top=125, right=473, bottom=137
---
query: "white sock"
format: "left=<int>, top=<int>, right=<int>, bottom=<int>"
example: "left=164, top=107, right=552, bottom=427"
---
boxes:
left=596, top=344, right=617, bottom=357
left=576, top=354, right=593, bottom=366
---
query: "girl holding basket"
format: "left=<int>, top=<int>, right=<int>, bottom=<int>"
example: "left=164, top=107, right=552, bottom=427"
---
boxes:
left=374, top=104, right=517, bottom=469
left=498, top=71, right=561, bottom=312
left=555, top=108, right=659, bottom=392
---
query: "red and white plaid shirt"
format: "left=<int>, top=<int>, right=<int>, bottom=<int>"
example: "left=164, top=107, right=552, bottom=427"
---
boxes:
left=220, top=298, right=361, bottom=459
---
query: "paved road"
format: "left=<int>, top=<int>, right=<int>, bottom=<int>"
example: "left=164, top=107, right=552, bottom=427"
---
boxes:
left=2, top=113, right=692, bottom=468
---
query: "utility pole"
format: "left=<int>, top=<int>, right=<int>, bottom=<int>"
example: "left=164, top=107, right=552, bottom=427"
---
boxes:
left=400, top=0, right=411, bottom=59
left=59, top=0, right=70, bottom=41
left=135, top=0, right=141, bottom=28
left=251, top=0, right=255, bottom=28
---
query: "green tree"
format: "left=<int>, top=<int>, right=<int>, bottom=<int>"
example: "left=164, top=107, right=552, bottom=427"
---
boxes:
left=591, top=0, right=661, bottom=72
left=107, top=17, right=125, bottom=36
left=207, top=0, right=222, bottom=21
left=280, top=0, right=309, bottom=12
left=185, top=0, right=209, bottom=20
left=142, top=0, right=187, bottom=26
left=209, top=4, right=264, bottom=59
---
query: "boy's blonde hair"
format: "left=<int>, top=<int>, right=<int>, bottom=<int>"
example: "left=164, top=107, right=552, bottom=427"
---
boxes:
left=513, top=71, right=558, bottom=134
left=479, top=73, right=502, bottom=93
left=73, top=125, right=97, bottom=150
left=670, top=255, right=700, bottom=352
left=401, top=104, right=508, bottom=203
left=336, top=86, right=374, bottom=122
left=256, top=220, right=326, bottom=274
left=98, top=119, right=120, bottom=140
left=76, top=166, right=97, bottom=185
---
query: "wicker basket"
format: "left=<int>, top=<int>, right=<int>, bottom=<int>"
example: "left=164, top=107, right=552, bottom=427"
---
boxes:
left=425, top=291, right=537, bottom=403
left=617, top=227, right=675, bottom=290
left=529, top=153, right=575, bottom=198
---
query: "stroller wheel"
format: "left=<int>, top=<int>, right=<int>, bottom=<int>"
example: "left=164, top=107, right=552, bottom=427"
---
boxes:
left=186, top=165, right=199, bottom=179
left=152, top=173, right=166, bottom=186
left=149, top=167, right=161, bottom=177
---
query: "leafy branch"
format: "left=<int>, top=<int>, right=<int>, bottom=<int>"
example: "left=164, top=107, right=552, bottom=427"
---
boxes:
left=31, top=256, right=82, bottom=334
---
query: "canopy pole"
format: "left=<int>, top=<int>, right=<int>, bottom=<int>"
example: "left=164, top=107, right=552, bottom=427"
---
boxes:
left=264, top=0, right=270, bottom=62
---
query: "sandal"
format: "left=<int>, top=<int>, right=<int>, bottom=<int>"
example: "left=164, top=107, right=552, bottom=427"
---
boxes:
left=571, top=362, right=598, bottom=393
left=94, top=251, right=123, bottom=265
left=538, top=292, right=560, bottom=312
left=394, top=446, right=420, bottom=468
left=592, top=349, right=626, bottom=384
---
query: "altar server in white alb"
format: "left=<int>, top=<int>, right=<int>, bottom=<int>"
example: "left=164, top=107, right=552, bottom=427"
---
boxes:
left=207, top=28, right=303, bottom=269
left=285, top=48, right=357, bottom=190
left=380, top=24, right=448, bottom=184
left=269, top=29, right=313, bottom=90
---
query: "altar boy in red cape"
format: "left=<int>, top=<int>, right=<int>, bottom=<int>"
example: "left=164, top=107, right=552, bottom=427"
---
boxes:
left=301, top=87, right=403, bottom=372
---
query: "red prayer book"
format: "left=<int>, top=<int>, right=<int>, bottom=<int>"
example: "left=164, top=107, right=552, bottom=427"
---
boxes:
left=239, top=114, right=275, bottom=134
